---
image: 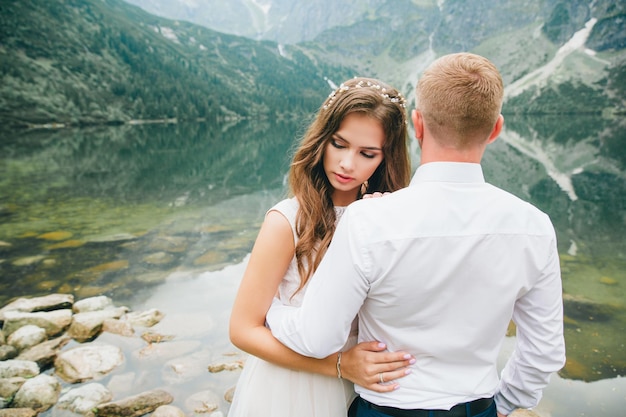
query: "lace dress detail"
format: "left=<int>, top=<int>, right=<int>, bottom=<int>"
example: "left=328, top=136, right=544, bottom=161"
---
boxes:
left=228, top=198, right=356, bottom=417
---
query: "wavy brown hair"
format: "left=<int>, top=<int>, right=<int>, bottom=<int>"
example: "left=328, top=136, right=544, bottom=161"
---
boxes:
left=288, top=77, right=411, bottom=293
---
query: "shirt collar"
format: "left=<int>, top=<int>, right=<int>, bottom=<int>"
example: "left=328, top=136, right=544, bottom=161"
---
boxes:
left=410, top=162, right=485, bottom=186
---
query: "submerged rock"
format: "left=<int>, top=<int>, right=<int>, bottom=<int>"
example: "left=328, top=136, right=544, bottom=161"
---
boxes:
left=37, top=231, right=73, bottom=241
left=126, top=308, right=164, bottom=328
left=86, top=233, right=138, bottom=243
left=563, top=293, right=621, bottom=322
left=46, top=239, right=85, bottom=249
left=141, top=332, right=175, bottom=344
left=152, top=404, right=186, bottom=417
left=54, top=344, right=124, bottom=384
left=143, top=251, right=175, bottom=266
left=57, top=382, right=113, bottom=415
left=0, top=293, right=230, bottom=415
left=184, top=390, right=220, bottom=414
left=11, top=255, right=46, bottom=267
left=149, top=236, right=188, bottom=253
left=93, top=389, right=173, bottom=417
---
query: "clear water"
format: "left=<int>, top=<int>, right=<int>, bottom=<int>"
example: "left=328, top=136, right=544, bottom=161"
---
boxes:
left=0, top=116, right=624, bottom=416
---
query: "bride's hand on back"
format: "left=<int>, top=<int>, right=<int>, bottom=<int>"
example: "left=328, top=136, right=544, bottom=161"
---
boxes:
left=362, top=192, right=391, bottom=199
left=340, top=341, right=414, bottom=392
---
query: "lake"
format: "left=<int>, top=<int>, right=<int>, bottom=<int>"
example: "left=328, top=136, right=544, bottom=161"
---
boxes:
left=0, top=115, right=624, bottom=416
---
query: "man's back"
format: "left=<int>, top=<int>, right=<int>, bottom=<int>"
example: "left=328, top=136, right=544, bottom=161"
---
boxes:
left=347, top=162, right=564, bottom=409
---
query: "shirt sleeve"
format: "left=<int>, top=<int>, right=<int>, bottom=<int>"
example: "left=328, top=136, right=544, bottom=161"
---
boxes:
left=495, top=231, right=566, bottom=414
left=266, top=209, right=370, bottom=358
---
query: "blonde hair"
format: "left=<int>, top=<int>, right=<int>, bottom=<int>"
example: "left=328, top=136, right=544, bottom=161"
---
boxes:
left=289, top=77, right=411, bottom=293
left=416, top=53, right=504, bottom=146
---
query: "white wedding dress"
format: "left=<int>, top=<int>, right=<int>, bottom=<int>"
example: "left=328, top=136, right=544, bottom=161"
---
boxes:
left=228, top=197, right=357, bottom=417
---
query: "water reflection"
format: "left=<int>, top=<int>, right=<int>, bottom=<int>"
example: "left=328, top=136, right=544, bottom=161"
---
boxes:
left=2, top=119, right=302, bottom=204
left=0, top=115, right=624, bottom=415
left=488, top=114, right=626, bottom=384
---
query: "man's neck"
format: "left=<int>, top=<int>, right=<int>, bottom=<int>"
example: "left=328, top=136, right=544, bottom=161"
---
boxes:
left=419, top=147, right=484, bottom=165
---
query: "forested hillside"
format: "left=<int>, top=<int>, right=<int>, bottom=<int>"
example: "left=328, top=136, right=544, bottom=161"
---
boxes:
left=126, top=0, right=625, bottom=115
left=1, top=0, right=624, bottom=127
left=0, top=0, right=352, bottom=127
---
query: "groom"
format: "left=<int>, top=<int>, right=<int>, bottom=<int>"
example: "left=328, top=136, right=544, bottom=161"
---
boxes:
left=267, top=52, right=565, bottom=417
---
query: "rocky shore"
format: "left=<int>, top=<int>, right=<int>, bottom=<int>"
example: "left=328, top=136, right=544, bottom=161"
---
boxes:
left=0, top=292, right=551, bottom=417
left=0, top=293, right=241, bottom=417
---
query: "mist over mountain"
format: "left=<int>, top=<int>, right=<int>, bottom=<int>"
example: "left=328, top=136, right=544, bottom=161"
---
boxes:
left=123, top=0, right=385, bottom=44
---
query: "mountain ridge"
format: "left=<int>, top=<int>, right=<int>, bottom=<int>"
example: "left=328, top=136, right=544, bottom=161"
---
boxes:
left=0, top=0, right=624, bottom=128
left=0, top=0, right=353, bottom=128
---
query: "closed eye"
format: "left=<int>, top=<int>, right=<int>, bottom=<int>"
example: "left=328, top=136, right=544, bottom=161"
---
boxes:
left=331, top=135, right=381, bottom=159
left=330, top=137, right=346, bottom=149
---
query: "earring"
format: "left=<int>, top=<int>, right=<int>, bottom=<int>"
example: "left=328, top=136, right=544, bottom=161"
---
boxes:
left=361, top=180, right=369, bottom=195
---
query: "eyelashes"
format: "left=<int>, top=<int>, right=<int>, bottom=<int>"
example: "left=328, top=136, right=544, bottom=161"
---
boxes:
left=330, top=138, right=378, bottom=159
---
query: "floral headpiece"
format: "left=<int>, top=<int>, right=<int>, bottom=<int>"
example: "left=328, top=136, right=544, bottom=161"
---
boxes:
left=323, top=79, right=407, bottom=110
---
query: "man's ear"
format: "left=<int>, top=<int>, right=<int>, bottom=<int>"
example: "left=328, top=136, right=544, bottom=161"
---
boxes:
left=411, top=109, right=424, bottom=147
left=487, top=114, right=504, bottom=144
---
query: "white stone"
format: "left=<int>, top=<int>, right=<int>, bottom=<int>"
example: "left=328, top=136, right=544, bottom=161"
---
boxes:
left=106, top=372, right=136, bottom=396
left=54, top=344, right=124, bottom=383
left=12, top=373, right=61, bottom=412
left=102, top=318, right=135, bottom=337
left=126, top=308, right=165, bottom=328
left=0, top=376, right=26, bottom=399
left=162, top=348, right=213, bottom=384
left=2, top=309, right=73, bottom=337
left=184, top=390, right=220, bottom=414
left=0, top=294, right=74, bottom=321
left=68, top=307, right=128, bottom=342
left=151, top=404, right=186, bottom=417
left=57, top=382, right=113, bottom=414
left=7, top=324, right=47, bottom=351
left=133, top=340, right=201, bottom=363
left=0, top=359, right=39, bottom=379
left=73, top=295, right=114, bottom=313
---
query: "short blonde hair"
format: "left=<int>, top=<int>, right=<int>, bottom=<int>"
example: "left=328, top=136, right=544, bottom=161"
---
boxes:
left=416, top=53, right=503, bottom=147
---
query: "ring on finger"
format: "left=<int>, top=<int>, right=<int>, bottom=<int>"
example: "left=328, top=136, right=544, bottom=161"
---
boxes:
left=379, top=372, right=384, bottom=384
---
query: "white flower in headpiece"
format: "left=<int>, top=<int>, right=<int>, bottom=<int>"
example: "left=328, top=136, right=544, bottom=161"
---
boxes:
left=323, top=79, right=407, bottom=110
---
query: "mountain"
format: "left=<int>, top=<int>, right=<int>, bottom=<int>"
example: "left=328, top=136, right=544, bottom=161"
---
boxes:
left=123, top=0, right=386, bottom=44
left=124, top=0, right=626, bottom=115
left=1, top=0, right=624, bottom=127
left=0, top=0, right=353, bottom=127
left=306, top=0, right=625, bottom=115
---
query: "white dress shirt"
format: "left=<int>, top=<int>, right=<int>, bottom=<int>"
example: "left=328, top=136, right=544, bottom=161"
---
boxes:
left=267, top=162, right=565, bottom=414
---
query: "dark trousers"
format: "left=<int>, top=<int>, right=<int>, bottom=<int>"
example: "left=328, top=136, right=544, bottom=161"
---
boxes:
left=349, top=396, right=497, bottom=417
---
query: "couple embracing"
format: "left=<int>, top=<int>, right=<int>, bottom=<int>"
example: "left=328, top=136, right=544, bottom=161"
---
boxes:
left=228, top=53, right=565, bottom=417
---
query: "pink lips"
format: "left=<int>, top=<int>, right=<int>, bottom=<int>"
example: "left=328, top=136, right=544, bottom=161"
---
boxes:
left=334, top=173, right=353, bottom=184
